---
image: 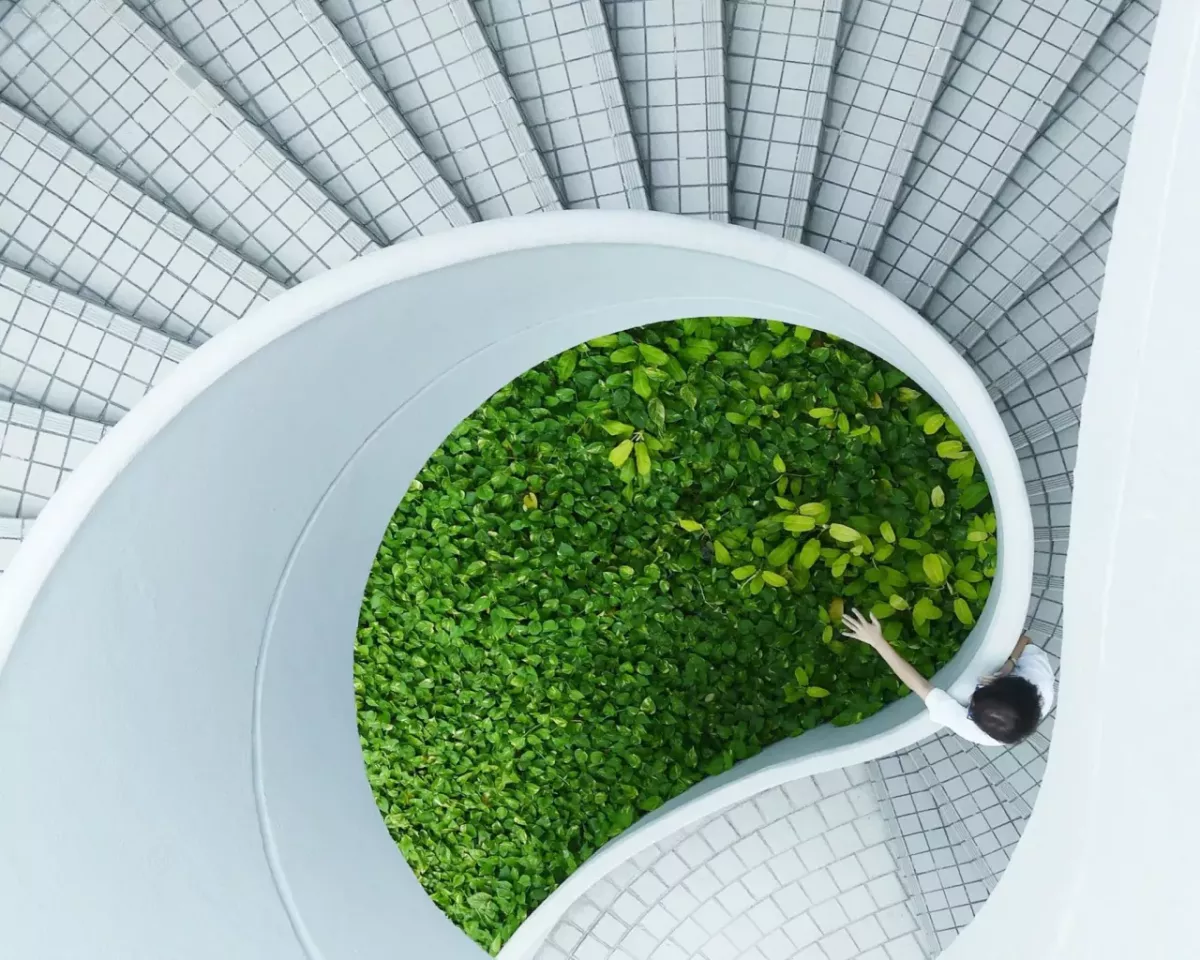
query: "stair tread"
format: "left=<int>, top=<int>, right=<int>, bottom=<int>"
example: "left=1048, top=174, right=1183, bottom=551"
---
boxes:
left=0, top=0, right=375, bottom=287
left=322, top=0, right=560, bottom=220
left=474, top=0, right=647, bottom=210
left=807, top=0, right=969, bottom=272
left=0, top=262, right=190, bottom=423
left=927, top=0, right=1155, bottom=348
left=972, top=206, right=1112, bottom=387
left=128, top=0, right=473, bottom=243
left=0, top=397, right=107, bottom=519
left=869, top=0, right=1121, bottom=310
left=604, top=0, right=726, bottom=218
left=0, top=101, right=281, bottom=344
left=724, top=0, right=839, bottom=238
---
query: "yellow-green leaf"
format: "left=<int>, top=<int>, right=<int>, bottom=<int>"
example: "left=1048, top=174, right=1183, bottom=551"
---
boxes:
left=609, top=439, right=634, bottom=468
left=632, top=366, right=652, bottom=399
left=784, top=514, right=817, bottom=533
left=828, top=523, right=860, bottom=543
left=588, top=334, right=620, bottom=348
left=808, top=407, right=834, bottom=419
left=799, top=502, right=825, bottom=517
left=793, top=325, right=814, bottom=341
left=749, top=574, right=766, bottom=595
left=602, top=421, right=634, bottom=436
left=638, top=342, right=670, bottom=365
left=732, top=565, right=758, bottom=581
left=635, top=441, right=651, bottom=477
left=761, top=570, right=787, bottom=588
left=678, top=519, right=703, bottom=533
left=610, top=345, right=638, bottom=364
left=713, top=541, right=732, bottom=565
left=937, top=439, right=965, bottom=459
left=829, top=597, right=844, bottom=623
left=772, top=454, right=786, bottom=473
left=806, top=686, right=831, bottom=698
left=798, top=538, right=821, bottom=569
left=767, top=538, right=798, bottom=567
left=522, top=492, right=538, bottom=511
left=923, top=413, right=945, bottom=435
left=888, top=594, right=909, bottom=611
left=794, top=666, right=809, bottom=686
left=954, top=579, right=977, bottom=599
left=879, top=520, right=896, bottom=543
left=922, top=553, right=946, bottom=585
left=749, top=343, right=771, bottom=369
left=931, top=485, right=945, bottom=508
left=954, top=597, right=975, bottom=626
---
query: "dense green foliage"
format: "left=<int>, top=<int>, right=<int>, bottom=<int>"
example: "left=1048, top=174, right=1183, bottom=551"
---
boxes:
left=356, top=318, right=996, bottom=951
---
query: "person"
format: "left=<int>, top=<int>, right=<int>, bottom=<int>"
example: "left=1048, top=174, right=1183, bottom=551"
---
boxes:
left=841, top=608, right=1054, bottom=746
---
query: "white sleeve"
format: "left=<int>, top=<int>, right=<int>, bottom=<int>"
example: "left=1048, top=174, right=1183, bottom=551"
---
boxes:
left=1012, top=645, right=1056, bottom=718
left=925, top=689, right=1003, bottom=746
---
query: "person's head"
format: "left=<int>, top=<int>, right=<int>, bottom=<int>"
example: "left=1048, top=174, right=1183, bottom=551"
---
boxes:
left=968, top=675, right=1042, bottom=744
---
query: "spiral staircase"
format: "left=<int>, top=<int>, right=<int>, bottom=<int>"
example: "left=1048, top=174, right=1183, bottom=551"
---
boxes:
left=0, top=1, right=1169, bottom=958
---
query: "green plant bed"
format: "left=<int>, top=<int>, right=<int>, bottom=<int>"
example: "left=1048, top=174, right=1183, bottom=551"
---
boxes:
left=356, top=317, right=996, bottom=952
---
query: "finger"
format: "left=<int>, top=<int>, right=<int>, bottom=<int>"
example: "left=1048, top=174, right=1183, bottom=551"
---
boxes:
left=871, top=613, right=881, bottom=628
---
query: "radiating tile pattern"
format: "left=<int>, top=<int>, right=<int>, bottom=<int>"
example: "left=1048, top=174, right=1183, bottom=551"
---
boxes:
left=973, top=206, right=1112, bottom=401
left=0, top=265, right=190, bottom=422
left=996, top=345, right=1087, bottom=453
left=927, top=0, right=1154, bottom=346
left=0, top=515, right=33, bottom=574
left=0, top=102, right=281, bottom=344
left=128, top=0, right=472, bottom=242
left=0, top=0, right=375, bottom=286
left=870, top=0, right=1121, bottom=309
left=604, top=0, right=727, bottom=218
left=807, top=0, right=969, bottom=271
left=724, top=0, right=840, bottom=237
left=0, top=399, right=105, bottom=517
left=322, top=0, right=559, bottom=219
left=539, top=766, right=928, bottom=960
left=475, top=0, right=647, bottom=209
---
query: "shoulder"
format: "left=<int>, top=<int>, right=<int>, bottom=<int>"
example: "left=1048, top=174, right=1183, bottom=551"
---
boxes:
left=1014, top=644, right=1056, bottom=717
left=925, top=688, right=1003, bottom=746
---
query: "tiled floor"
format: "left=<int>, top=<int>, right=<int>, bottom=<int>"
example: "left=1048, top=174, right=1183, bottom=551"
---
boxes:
left=538, top=765, right=928, bottom=960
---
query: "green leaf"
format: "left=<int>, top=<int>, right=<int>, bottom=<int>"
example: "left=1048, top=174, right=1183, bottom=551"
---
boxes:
left=960, top=483, right=990, bottom=510
left=638, top=342, right=670, bottom=365
left=767, top=538, right=798, bottom=567
left=808, top=407, right=834, bottom=419
left=798, top=538, right=822, bottom=569
left=806, top=686, right=830, bottom=698
left=555, top=349, right=578, bottom=381
left=923, top=413, right=945, bottom=435
left=732, top=565, right=758, bottom=581
left=602, top=421, right=635, bottom=436
left=748, top=342, right=772, bottom=369
left=784, top=514, right=817, bottom=533
left=522, top=492, right=538, bottom=511
left=922, top=553, right=946, bottom=586
left=954, top=598, right=975, bottom=626
left=828, top=523, right=861, bottom=543
left=588, top=333, right=620, bottom=348
left=931, top=485, right=945, bottom=508
left=635, top=441, right=651, bottom=477
left=772, top=454, right=786, bottom=473
left=726, top=411, right=747, bottom=425
left=937, top=439, right=965, bottom=459
left=749, top=574, right=766, bottom=595
left=761, top=570, right=787, bottom=588
left=794, top=666, right=810, bottom=686
left=793, top=325, right=813, bottom=341
left=713, top=541, right=732, bottom=565
left=678, top=519, right=703, bottom=533
left=879, top=521, right=896, bottom=543
left=632, top=366, right=652, bottom=399
left=680, top=384, right=698, bottom=409
left=610, top=345, right=639, bottom=364
left=609, top=439, right=634, bottom=467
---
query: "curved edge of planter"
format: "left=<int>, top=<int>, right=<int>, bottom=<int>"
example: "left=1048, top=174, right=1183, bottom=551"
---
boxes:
left=0, top=210, right=1031, bottom=960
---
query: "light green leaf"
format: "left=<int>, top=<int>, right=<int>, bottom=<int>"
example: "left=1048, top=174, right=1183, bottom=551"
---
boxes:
left=555, top=349, right=577, bottom=381
left=923, top=413, right=945, bottom=435
left=678, top=519, right=703, bottom=533
left=806, top=686, right=830, bottom=698
left=713, top=541, right=732, bottom=565
left=954, top=598, right=975, bottom=626
left=772, top=454, right=786, bottom=473
left=784, top=514, right=817, bottom=533
left=610, top=345, right=639, bottom=364
left=767, top=538, right=798, bottom=567
left=794, top=666, right=810, bottom=686
left=632, top=366, right=652, bottom=399
left=635, top=441, right=651, bottom=477
left=922, top=553, right=946, bottom=585
left=798, top=538, right=822, bottom=569
left=732, top=565, right=758, bottom=581
left=761, top=570, right=787, bottom=588
left=931, top=485, right=945, bottom=508
left=638, top=342, right=670, bottom=365
left=609, top=439, right=634, bottom=468
left=602, top=421, right=635, bottom=436
left=879, top=520, right=896, bottom=543
left=808, top=407, right=834, bottom=419
left=748, top=342, right=772, bottom=369
left=828, top=523, right=861, bottom=543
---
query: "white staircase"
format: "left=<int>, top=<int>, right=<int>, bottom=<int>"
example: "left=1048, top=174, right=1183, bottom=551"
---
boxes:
left=0, top=1, right=1161, bottom=957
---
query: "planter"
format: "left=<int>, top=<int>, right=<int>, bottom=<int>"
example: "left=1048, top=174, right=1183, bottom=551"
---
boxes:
left=0, top=211, right=1031, bottom=960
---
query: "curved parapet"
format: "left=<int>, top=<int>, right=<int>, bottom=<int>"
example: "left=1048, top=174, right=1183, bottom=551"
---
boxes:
left=0, top=214, right=1031, bottom=960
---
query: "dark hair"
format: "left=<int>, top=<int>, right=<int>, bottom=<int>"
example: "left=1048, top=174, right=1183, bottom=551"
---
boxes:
left=968, top=675, right=1042, bottom=744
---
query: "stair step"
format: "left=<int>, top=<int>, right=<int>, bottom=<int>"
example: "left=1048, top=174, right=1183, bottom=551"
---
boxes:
left=972, top=206, right=1113, bottom=395
left=0, top=263, right=191, bottom=423
left=926, top=0, right=1155, bottom=347
left=0, top=398, right=107, bottom=518
left=0, top=102, right=282, bottom=343
left=725, top=0, right=840, bottom=238
left=0, top=515, right=33, bottom=574
left=128, top=0, right=473, bottom=242
left=0, top=0, right=375, bottom=286
left=807, top=0, right=969, bottom=272
left=322, top=0, right=559, bottom=220
left=996, top=344, right=1089, bottom=454
left=474, top=0, right=647, bottom=209
left=604, top=0, right=726, bottom=218
left=869, top=0, right=1121, bottom=310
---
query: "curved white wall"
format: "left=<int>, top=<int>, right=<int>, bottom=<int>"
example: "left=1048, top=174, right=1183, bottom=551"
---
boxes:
left=0, top=213, right=1031, bottom=960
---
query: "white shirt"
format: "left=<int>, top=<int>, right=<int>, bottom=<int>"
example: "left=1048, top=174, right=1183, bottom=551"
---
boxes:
left=925, top=645, right=1056, bottom=747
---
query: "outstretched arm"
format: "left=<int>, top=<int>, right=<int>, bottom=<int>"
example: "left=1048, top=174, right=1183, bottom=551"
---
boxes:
left=996, top=634, right=1032, bottom=677
left=842, top=609, right=934, bottom=701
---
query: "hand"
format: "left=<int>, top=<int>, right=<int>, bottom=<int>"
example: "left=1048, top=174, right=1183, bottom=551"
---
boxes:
left=842, top=608, right=886, bottom=650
